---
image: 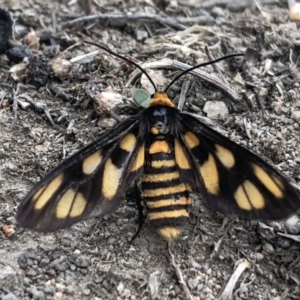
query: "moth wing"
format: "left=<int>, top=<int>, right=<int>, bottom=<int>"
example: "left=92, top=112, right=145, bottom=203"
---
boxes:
left=176, top=112, right=300, bottom=220
left=17, top=117, right=145, bottom=231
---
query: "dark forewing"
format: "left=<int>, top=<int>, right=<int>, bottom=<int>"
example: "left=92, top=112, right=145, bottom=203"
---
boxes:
left=176, top=112, right=300, bottom=220
left=17, top=116, right=145, bottom=231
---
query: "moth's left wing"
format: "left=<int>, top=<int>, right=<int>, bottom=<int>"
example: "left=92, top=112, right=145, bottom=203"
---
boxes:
left=175, top=112, right=300, bottom=220
left=17, top=117, right=145, bottom=231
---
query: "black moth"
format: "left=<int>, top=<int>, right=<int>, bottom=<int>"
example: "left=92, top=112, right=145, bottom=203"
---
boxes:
left=17, top=42, right=300, bottom=242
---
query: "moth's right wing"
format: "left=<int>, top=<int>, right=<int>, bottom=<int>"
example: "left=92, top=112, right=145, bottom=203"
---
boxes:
left=174, top=112, right=300, bottom=220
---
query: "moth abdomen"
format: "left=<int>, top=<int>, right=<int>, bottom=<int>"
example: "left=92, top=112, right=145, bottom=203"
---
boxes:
left=142, top=137, right=191, bottom=241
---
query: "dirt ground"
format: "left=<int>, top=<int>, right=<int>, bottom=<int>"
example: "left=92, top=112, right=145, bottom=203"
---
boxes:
left=1, top=0, right=300, bottom=299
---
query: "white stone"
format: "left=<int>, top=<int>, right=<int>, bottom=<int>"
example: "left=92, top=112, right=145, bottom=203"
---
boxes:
left=203, top=101, right=229, bottom=119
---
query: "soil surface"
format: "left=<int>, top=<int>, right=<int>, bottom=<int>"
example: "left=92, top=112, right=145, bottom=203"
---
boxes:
left=1, top=0, right=300, bottom=299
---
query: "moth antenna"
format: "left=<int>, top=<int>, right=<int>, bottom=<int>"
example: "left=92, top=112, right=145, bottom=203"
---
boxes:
left=84, top=40, right=158, bottom=93
left=164, top=53, right=244, bottom=93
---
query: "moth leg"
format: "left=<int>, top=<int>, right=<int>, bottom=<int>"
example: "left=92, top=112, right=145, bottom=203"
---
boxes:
left=129, top=183, right=145, bottom=243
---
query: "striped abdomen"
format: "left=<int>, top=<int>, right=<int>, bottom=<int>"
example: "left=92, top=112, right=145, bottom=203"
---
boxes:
left=141, top=138, right=191, bottom=242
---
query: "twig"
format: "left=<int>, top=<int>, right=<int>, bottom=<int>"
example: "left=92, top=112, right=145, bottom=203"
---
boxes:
left=177, top=15, right=214, bottom=25
left=243, top=117, right=252, bottom=139
left=208, top=218, right=230, bottom=260
left=277, top=232, right=300, bottom=243
left=168, top=244, right=193, bottom=300
left=47, top=82, right=76, bottom=102
left=18, top=94, right=56, bottom=126
left=244, top=81, right=265, bottom=111
left=61, top=13, right=187, bottom=31
left=51, top=41, right=81, bottom=61
left=209, top=236, right=224, bottom=260
left=12, top=91, right=18, bottom=124
left=37, top=103, right=56, bottom=126
left=51, top=11, right=57, bottom=34
left=140, top=42, right=202, bottom=57
left=241, top=90, right=255, bottom=111
left=62, top=138, right=66, bottom=160
left=205, top=45, right=229, bottom=86
left=253, top=0, right=274, bottom=31
left=218, top=259, right=251, bottom=300
left=67, top=119, right=75, bottom=135
left=178, top=79, right=190, bottom=110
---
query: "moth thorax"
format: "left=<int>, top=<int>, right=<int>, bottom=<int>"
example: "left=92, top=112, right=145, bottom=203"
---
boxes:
left=149, top=107, right=172, bottom=135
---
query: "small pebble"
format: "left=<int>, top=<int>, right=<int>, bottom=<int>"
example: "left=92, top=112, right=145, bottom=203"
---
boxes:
left=6, top=45, right=32, bottom=63
left=0, top=265, right=15, bottom=279
left=203, top=101, right=229, bottom=119
left=286, top=215, right=300, bottom=234
left=1, top=293, right=18, bottom=300
left=291, top=110, right=300, bottom=122
left=187, top=278, right=199, bottom=290
left=136, top=30, right=148, bottom=41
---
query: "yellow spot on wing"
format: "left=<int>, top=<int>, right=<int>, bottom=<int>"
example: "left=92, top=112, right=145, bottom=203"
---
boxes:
left=174, top=138, right=190, bottom=169
left=151, top=160, right=176, bottom=168
left=119, top=134, right=136, bottom=152
left=143, top=171, right=179, bottom=182
left=272, top=175, right=284, bottom=190
left=149, top=140, right=171, bottom=154
left=142, top=183, right=187, bottom=197
left=159, top=227, right=182, bottom=242
left=148, top=209, right=189, bottom=220
left=234, top=180, right=265, bottom=210
left=234, top=184, right=251, bottom=210
left=82, top=150, right=102, bottom=175
left=251, top=164, right=284, bottom=199
left=184, top=131, right=200, bottom=149
left=215, top=144, right=235, bottom=168
left=131, top=143, right=145, bottom=172
left=56, top=189, right=87, bottom=219
left=199, top=154, right=219, bottom=195
left=148, top=92, right=174, bottom=107
left=32, top=185, right=46, bottom=201
left=146, top=196, right=191, bottom=209
left=34, top=174, right=64, bottom=210
left=102, top=158, right=123, bottom=200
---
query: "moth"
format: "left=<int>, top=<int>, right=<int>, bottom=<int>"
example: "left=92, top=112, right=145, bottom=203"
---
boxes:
left=17, top=42, right=300, bottom=242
